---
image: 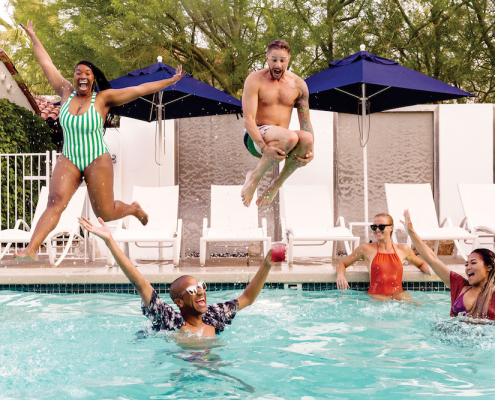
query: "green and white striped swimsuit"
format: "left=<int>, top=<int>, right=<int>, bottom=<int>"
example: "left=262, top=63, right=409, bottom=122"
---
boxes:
left=59, top=91, right=109, bottom=172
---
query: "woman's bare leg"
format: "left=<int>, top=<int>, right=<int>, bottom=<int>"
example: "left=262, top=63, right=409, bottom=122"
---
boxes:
left=84, top=153, right=148, bottom=224
left=15, top=155, right=82, bottom=260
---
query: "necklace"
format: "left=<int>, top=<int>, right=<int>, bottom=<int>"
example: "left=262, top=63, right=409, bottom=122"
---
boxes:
left=75, top=92, right=91, bottom=116
left=75, top=103, right=83, bottom=116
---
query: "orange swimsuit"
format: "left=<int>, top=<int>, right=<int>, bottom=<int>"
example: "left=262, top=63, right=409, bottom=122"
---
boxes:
left=368, top=244, right=403, bottom=295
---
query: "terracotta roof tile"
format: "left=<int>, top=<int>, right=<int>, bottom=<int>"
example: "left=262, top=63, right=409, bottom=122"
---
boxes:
left=33, top=95, right=61, bottom=121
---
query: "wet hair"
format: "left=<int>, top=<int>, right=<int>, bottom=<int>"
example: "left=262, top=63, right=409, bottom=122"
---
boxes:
left=374, top=213, right=394, bottom=238
left=75, top=61, right=114, bottom=129
left=267, top=40, right=290, bottom=54
left=467, top=249, right=495, bottom=319
left=75, top=60, right=112, bottom=92
left=169, top=275, right=195, bottom=302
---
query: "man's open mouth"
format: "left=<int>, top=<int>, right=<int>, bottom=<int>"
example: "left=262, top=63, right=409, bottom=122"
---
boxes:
left=195, top=298, right=206, bottom=307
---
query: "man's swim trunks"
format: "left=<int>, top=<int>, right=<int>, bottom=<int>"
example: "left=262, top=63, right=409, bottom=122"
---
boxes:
left=243, top=125, right=273, bottom=158
left=142, top=289, right=239, bottom=334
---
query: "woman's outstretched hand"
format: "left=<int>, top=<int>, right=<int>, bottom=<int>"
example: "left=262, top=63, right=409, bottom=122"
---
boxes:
left=20, top=19, right=36, bottom=39
left=400, top=209, right=415, bottom=235
left=78, top=216, right=112, bottom=242
left=171, top=65, right=186, bottom=83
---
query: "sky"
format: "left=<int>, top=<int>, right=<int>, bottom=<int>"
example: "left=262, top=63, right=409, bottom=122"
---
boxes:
left=0, top=1, right=13, bottom=29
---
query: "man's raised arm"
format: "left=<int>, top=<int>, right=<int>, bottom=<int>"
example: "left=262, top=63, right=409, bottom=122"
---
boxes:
left=78, top=217, right=154, bottom=307
left=236, top=250, right=275, bottom=311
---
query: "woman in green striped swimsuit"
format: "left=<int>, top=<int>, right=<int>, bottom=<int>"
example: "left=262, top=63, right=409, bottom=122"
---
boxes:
left=15, top=20, right=185, bottom=260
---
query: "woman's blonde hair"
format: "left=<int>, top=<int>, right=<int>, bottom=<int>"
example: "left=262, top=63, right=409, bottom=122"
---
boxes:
left=468, top=248, right=495, bottom=319
left=374, top=213, right=393, bottom=225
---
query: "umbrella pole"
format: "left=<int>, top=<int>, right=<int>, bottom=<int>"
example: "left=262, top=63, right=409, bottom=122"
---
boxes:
left=362, top=83, right=369, bottom=243
left=157, top=92, right=165, bottom=187
left=157, top=92, right=165, bottom=260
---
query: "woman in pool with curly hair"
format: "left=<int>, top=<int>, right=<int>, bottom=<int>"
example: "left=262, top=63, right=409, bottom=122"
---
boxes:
left=403, top=209, right=495, bottom=320
left=15, top=20, right=185, bottom=260
left=337, top=212, right=430, bottom=301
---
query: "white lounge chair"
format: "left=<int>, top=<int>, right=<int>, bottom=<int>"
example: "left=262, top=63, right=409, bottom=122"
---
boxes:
left=109, top=186, right=184, bottom=266
left=200, top=185, right=271, bottom=266
left=280, top=184, right=359, bottom=264
left=458, top=184, right=495, bottom=242
left=0, top=186, right=87, bottom=266
left=385, top=183, right=478, bottom=261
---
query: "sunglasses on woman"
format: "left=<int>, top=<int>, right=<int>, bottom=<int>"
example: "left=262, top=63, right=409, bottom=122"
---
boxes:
left=174, top=280, right=207, bottom=300
left=370, top=224, right=392, bottom=231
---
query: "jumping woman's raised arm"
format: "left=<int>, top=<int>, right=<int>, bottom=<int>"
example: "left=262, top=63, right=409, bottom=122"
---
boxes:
left=20, top=20, right=73, bottom=99
left=401, top=210, right=451, bottom=285
left=98, top=65, right=186, bottom=110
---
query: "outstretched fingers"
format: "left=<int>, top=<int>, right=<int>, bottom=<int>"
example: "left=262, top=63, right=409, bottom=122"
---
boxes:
left=173, top=65, right=187, bottom=82
left=78, top=216, right=112, bottom=241
left=400, top=209, right=413, bottom=234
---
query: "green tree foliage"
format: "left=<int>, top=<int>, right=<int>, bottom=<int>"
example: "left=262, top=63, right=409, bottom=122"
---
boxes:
left=3, top=0, right=495, bottom=101
left=7, top=0, right=293, bottom=97
left=286, top=0, right=369, bottom=76
left=0, top=99, right=54, bottom=154
left=0, top=99, right=55, bottom=229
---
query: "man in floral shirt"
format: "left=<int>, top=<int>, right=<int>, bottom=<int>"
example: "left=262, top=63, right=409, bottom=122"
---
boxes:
left=79, top=216, right=276, bottom=338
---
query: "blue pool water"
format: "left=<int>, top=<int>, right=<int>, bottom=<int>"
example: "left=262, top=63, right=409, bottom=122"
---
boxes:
left=2, top=289, right=495, bottom=399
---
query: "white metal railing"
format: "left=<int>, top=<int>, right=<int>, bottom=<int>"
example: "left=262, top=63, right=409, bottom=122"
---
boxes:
left=1, top=151, right=51, bottom=230
left=0, top=151, right=87, bottom=259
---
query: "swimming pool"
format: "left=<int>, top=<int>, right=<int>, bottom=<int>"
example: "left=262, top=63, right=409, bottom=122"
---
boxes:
left=2, top=289, right=495, bottom=399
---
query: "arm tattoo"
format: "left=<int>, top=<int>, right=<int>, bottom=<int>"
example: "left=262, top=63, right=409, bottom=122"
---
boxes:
left=295, top=85, right=314, bottom=135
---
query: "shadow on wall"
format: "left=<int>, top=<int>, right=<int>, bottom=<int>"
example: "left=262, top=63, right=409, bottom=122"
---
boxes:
left=178, top=114, right=277, bottom=255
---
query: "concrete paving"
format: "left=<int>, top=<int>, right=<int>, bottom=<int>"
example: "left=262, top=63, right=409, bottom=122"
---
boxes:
left=0, top=255, right=467, bottom=284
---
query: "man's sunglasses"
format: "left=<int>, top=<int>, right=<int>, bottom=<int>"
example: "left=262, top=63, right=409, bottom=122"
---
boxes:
left=370, top=224, right=392, bottom=231
left=175, top=280, right=207, bottom=300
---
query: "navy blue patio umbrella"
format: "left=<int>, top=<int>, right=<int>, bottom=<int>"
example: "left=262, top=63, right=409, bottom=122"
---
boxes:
left=109, top=57, right=242, bottom=122
left=108, top=57, right=242, bottom=181
left=305, top=45, right=474, bottom=239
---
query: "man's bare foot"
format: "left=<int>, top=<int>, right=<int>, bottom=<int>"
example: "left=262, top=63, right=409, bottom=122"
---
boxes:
left=14, top=248, right=37, bottom=261
left=241, top=171, right=258, bottom=207
left=256, top=184, right=280, bottom=207
left=133, top=202, right=149, bottom=225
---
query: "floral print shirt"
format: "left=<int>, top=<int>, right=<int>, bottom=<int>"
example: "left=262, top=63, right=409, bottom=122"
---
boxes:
left=142, top=289, right=239, bottom=334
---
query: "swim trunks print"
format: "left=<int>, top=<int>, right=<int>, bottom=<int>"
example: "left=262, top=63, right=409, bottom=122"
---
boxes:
left=243, top=125, right=273, bottom=158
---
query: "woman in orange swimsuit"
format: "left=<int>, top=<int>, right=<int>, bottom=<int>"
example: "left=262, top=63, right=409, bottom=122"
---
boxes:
left=337, top=213, right=430, bottom=301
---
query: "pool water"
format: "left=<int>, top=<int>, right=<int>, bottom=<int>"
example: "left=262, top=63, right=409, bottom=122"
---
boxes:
left=2, top=289, right=495, bottom=399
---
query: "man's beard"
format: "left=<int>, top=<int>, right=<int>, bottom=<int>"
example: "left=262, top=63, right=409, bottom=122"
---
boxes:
left=269, top=67, right=285, bottom=81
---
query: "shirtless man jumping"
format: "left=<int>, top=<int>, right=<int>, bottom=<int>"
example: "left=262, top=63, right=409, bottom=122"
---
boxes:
left=241, top=40, right=314, bottom=207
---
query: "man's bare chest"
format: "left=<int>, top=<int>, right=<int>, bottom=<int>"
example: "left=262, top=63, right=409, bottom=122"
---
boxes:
left=258, top=83, right=300, bottom=108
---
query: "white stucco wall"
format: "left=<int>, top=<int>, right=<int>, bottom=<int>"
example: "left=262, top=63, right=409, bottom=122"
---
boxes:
left=0, top=62, right=35, bottom=113
left=438, top=104, right=494, bottom=226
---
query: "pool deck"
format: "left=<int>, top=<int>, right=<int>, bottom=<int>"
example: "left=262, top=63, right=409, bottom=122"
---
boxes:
left=0, top=255, right=467, bottom=284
